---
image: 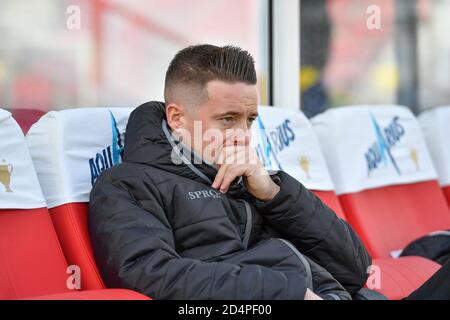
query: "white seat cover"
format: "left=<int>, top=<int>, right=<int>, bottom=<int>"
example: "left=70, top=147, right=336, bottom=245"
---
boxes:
left=26, top=108, right=133, bottom=208
left=0, top=109, right=46, bottom=209
left=311, top=105, right=437, bottom=194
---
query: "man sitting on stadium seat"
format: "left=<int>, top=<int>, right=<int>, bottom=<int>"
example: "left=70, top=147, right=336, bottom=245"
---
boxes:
left=88, top=44, right=373, bottom=300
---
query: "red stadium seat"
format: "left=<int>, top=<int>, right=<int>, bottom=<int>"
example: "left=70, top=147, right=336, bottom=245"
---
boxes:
left=338, top=182, right=450, bottom=258
left=419, top=106, right=450, bottom=207
left=0, top=109, right=148, bottom=300
left=312, top=189, right=440, bottom=300
left=26, top=108, right=134, bottom=291
left=312, top=105, right=450, bottom=260
left=0, top=109, right=69, bottom=299
left=256, top=106, right=442, bottom=300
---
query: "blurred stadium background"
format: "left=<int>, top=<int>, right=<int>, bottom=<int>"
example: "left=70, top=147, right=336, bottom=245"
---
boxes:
left=0, top=0, right=449, bottom=115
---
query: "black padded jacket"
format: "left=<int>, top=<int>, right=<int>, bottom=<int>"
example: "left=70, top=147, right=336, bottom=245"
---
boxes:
left=88, top=101, right=371, bottom=300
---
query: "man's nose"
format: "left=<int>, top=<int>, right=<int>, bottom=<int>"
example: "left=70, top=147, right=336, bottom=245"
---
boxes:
left=229, top=129, right=251, bottom=146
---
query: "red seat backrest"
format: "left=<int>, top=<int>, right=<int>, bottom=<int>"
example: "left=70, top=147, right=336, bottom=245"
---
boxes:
left=0, top=209, right=70, bottom=299
left=49, top=203, right=104, bottom=289
left=0, top=109, right=69, bottom=299
left=444, top=187, right=450, bottom=206
left=339, top=181, right=450, bottom=258
left=313, top=105, right=450, bottom=259
left=26, top=108, right=134, bottom=290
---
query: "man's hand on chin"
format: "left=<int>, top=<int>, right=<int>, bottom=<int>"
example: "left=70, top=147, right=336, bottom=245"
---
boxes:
left=211, top=145, right=280, bottom=202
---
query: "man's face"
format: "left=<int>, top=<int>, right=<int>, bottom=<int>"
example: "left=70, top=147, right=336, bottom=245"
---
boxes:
left=177, top=80, right=258, bottom=165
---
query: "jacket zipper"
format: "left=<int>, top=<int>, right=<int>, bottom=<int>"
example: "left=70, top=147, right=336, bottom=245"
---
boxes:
left=277, top=238, right=314, bottom=291
left=241, top=200, right=252, bottom=250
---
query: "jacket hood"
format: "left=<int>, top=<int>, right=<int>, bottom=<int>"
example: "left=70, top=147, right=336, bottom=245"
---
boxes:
left=123, top=101, right=244, bottom=193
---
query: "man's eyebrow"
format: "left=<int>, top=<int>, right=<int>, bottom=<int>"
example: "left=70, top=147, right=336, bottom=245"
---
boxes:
left=214, top=111, right=259, bottom=118
left=214, top=111, right=242, bottom=117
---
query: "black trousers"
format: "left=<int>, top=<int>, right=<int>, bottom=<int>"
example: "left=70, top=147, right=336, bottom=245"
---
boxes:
left=405, top=259, right=450, bottom=300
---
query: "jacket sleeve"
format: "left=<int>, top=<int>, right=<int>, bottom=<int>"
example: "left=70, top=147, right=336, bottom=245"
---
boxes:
left=88, top=173, right=308, bottom=300
left=251, top=171, right=372, bottom=295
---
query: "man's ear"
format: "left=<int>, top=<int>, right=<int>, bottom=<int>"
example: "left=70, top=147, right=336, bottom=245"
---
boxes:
left=166, top=103, right=186, bottom=131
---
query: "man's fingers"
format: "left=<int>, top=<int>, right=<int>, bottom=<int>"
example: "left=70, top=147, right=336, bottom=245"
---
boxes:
left=218, top=166, right=244, bottom=193
left=212, top=164, right=228, bottom=189
left=212, top=164, right=245, bottom=193
left=219, top=152, right=247, bottom=193
left=213, top=145, right=261, bottom=193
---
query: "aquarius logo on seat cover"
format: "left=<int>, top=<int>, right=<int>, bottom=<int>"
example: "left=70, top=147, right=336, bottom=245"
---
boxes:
left=89, top=111, right=124, bottom=185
